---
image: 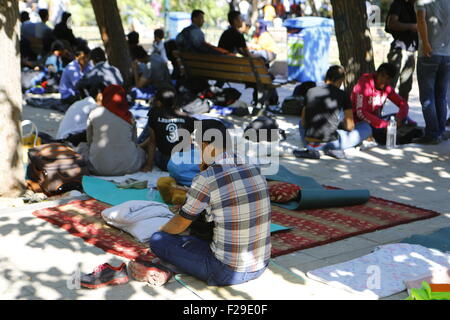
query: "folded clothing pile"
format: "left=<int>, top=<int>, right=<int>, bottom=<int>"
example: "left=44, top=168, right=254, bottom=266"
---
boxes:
left=101, top=200, right=174, bottom=243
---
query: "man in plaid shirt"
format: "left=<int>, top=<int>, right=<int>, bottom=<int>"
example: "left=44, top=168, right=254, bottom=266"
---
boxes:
left=149, top=120, right=272, bottom=286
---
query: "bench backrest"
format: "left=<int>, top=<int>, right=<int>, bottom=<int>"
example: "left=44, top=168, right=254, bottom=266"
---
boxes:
left=179, top=52, right=272, bottom=86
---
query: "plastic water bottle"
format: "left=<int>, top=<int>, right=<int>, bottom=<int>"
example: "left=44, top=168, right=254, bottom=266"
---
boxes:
left=147, top=188, right=157, bottom=201
left=386, top=116, right=397, bottom=150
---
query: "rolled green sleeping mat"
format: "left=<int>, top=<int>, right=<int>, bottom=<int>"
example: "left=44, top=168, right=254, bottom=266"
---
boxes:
left=265, top=165, right=324, bottom=190
left=266, top=165, right=371, bottom=210
left=273, top=189, right=371, bottom=210
left=298, top=189, right=370, bottom=210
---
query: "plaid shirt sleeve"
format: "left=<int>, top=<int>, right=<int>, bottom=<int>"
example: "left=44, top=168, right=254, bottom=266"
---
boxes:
left=179, top=173, right=210, bottom=221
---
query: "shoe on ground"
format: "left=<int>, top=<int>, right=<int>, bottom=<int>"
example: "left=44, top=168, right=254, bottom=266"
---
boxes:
left=151, top=257, right=183, bottom=274
left=359, top=139, right=378, bottom=150
left=324, top=149, right=346, bottom=159
left=293, top=149, right=320, bottom=159
left=80, top=263, right=129, bottom=289
left=128, top=260, right=173, bottom=286
left=413, top=136, right=442, bottom=145
left=251, top=106, right=265, bottom=117
left=404, top=117, right=418, bottom=127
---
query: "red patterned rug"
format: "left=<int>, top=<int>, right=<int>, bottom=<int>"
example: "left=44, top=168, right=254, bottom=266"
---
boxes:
left=32, top=197, right=439, bottom=261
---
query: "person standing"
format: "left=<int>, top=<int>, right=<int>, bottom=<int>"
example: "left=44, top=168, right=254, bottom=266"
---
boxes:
left=414, top=0, right=450, bottom=144
left=35, top=8, right=55, bottom=54
left=385, top=0, right=418, bottom=102
left=53, top=11, right=77, bottom=48
left=153, top=29, right=169, bottom=64
left=238, top=0, right=251, bottom=24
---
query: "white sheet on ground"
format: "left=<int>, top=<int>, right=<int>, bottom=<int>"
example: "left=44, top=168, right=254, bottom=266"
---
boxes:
left=101, top=200, right=174, bottom=243
left=306, top=243, right=450, bottom=299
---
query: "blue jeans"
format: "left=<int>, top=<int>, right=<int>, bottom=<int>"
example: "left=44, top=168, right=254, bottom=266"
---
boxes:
left=298, top=121, right=372, bottom=150
left=149, top=232, right=267, bottom=286
left=417, top=55, right=450, bottom=139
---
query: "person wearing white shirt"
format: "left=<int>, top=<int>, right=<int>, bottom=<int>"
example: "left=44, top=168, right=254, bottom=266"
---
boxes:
left=239, top=0, right=251, bottom=23
left=56, top=96, right=99, bottom=140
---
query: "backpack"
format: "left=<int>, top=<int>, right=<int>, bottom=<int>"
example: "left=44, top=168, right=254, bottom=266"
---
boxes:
left=27, top=143, right=89, bottom=196
left=209, top=88, right=242, bottom=107
left=175, top=26, right=193, bottom=52
left=293, top=81, right=316, bottom=97
left=281, top=95, right=304, bottom=115
left=244, top=116, right=287, bottom=142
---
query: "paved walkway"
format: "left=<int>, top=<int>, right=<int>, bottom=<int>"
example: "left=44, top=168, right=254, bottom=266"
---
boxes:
left=2, top=78, right=449, bottom=300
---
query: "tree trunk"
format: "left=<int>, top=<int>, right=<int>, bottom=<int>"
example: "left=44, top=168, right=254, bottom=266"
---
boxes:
left=0, top=0, right=25, bottom=197
left=330, top=0, right=375, bottom=93
left=308, top=0, right=319, bottom=16
left=90, top=0, right=132, bottom=89
left=251, top=0, right=259, bottom=25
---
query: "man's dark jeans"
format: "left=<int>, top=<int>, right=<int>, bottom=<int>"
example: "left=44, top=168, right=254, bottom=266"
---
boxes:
left=149, top=231, right=267, bottom=286
left=417, top=55, right=450, bottom=140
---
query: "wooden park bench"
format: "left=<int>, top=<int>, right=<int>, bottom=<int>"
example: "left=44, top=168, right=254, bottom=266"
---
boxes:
left=176, top=51, right=289, bottom=109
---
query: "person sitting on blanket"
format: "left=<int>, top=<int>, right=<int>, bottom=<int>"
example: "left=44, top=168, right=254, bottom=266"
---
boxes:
left=76, top=47, right=124, bottom=98
left=134, top=120, right=271, bottom=287
left=351, top=62, right=418, bottom=145
left=59, top=46, right=92, bottom=106
left=294, top=65, right=373, bottom=160
left=131, top=45, right=172, bottom=92
left=140, top=87, right=195, bottom=172
left=44, top=40, right=65, bottom=76
left=78, top=84, right=149, bottom=176
left=56, top=82, right=103, bottom=146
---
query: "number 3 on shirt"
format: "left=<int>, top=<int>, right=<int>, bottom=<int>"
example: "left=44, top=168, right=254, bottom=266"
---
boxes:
left=166, top=123, right=179, bottom=143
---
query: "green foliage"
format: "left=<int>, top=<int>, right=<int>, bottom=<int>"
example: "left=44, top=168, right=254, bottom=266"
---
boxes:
left=170, top=0, right=228, bottom=27
left=69, top=0, right=227, bottom=29
left=71, top=0, right=96, bottom=26
left=70, top=0, right=161, bottom=28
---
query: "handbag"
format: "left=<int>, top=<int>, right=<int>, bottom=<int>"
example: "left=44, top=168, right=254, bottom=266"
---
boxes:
left=21, top=120, right=42, bottom=165
left=27, top=143, right=89, bottom=196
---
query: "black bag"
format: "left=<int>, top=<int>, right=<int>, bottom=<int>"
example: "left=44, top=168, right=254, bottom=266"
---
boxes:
left=281, top=95, right=304, bottom=115
left=293, top=81, right=316, bottom=97
left=244, top=116, right=286, bottom=142
left=212, top=88, right=242, bottom=106
left=189, top=211, right=214, bottom=242
left=372, top=126, right=424, bottom=145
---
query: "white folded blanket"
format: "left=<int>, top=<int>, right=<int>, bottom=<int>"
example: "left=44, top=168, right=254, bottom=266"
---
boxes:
left=102, top=200, right=174, bottom=243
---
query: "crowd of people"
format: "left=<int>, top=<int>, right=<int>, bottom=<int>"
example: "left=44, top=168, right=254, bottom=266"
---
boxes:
left=19, top=0, right=450, bottom=289
left=294, top=0, right=450, bottom=161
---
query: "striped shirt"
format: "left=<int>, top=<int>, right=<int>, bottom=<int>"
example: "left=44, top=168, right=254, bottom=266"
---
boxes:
left=179, top=152, right=272, bottom=272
